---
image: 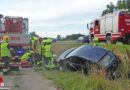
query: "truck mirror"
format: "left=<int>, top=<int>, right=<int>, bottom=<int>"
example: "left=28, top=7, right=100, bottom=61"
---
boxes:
left=87, top=24, right=89, bottom=29
left=0, top=14, right=3, bottom=19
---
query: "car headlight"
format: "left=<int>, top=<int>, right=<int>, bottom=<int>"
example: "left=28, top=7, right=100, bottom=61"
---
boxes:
left=121, top=28, right=124, bottom=32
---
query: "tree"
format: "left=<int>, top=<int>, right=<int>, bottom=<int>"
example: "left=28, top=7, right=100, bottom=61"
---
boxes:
left=62, top=34, right=85, bottom=40
left=117, top=0, right=127, bottom=9
left=102, top=0, right=130, bottom=16
left=30, top=31, right=38, bottom=39
left=57, top=35, right=62, bottom=40
left=127, top=0, right=130, bottom=11
left=102, top=2, right=115, bottom=16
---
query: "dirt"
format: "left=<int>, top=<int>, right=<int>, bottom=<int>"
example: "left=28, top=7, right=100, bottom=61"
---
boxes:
left=3, top=68, right=56, bottom=90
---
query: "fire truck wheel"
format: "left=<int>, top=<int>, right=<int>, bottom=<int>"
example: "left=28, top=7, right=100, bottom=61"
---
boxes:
left=106, top=35, right=112, bottom=44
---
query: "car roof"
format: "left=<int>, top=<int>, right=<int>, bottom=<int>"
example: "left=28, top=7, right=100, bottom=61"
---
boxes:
left=65, top=45, right=109, bottom=63
left=57, top=48, right=76, bottom=61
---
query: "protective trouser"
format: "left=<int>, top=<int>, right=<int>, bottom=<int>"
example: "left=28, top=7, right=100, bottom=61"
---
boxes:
left=3, top=56, right=9, bottom=72
left=37, top=54, right=43, bottom=66
left=45, top=57, right=56, bottom=69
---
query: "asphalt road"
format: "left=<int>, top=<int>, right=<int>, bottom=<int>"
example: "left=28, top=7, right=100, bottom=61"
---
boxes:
left=3, top=68, right=56, bottom=90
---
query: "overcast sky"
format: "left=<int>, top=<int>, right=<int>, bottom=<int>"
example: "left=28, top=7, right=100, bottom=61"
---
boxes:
left=0, top=0, right=117, bottom=38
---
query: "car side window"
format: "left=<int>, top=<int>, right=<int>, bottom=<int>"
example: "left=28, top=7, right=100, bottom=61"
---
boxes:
left=68, top=57, right=86, bottom=66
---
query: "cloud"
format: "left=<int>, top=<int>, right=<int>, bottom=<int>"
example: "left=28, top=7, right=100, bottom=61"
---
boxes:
left=1, top=0, right=118, bottom=21
left=0, top=0, right=118, bottom=38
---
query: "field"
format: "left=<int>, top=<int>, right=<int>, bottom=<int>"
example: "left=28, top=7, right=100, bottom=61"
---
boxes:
left=41, top=41, right=130, bottom=90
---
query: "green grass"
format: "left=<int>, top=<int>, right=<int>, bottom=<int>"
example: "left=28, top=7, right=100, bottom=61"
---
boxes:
left=41, top=42, right=130, bottom=90
left=41, top=70, right=129, bottom=90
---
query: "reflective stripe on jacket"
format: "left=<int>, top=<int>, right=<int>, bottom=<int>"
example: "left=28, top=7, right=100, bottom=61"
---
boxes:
left=37, top=41, right=42, bottom=54
left=45, top=44, right=52, bottom=57
left=1, top=42, right=11, bottom=57
left=31, top=40, right=35, bottom=49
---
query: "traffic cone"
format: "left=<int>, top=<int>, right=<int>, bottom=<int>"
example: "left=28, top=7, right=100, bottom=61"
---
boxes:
left=0, top=76, right=5, bottom=87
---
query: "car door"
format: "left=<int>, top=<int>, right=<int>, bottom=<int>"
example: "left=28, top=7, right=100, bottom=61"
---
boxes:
left=67, top=57, right=87, bottom=71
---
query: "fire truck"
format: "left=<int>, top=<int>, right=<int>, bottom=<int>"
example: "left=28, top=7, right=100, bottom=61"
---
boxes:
left=0, top=14, right=30, bottom=70
left=87, top=10, right=130, bottom=44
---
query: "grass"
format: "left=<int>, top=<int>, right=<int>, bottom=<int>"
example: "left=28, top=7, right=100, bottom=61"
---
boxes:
left=41, top=70, right=130, bottom=90
left=41, top=41, right=130, bottom=90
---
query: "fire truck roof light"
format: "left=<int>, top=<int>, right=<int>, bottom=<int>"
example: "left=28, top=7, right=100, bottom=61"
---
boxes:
left=119, top=12, right=121, bottom=16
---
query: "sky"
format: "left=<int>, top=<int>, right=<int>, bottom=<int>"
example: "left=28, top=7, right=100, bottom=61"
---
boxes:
left=0, top=0, right=118, bottom=38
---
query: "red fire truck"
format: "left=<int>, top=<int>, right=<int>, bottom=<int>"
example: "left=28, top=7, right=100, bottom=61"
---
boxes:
left=0, top=14, right=30, bottom=70
left=87, top=10, right=130, bottom=44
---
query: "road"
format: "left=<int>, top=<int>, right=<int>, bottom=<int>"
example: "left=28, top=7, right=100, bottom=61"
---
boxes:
left=3, top=68, right=56, bottom=90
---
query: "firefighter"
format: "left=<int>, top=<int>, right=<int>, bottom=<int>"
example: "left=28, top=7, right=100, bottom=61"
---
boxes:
left=44, top=39, right=57, bottom=69
left=21, top=51, right=33, bottom=61
left=37, top=37, right=43, bottom=66
left=31, top=36, right=38, bottom=65
left=31, top=36, right=38, bottom=51
left=42, top=39, right=47, bottom=63
left=44, top=39, right=53, bottom=66
left=94, top=37, right=99, bottom=46
left=21, top=51, right=34, bottom=66
left=1, top=36, right=11, bottom=74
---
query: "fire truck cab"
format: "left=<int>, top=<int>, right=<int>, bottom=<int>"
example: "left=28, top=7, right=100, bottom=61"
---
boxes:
left=87, top=10, right=130, bottom=44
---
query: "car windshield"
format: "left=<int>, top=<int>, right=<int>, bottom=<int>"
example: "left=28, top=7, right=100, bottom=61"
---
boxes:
left=99, top=52, right=115, bottom=67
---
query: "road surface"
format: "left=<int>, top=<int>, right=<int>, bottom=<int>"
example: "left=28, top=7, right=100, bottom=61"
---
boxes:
left=3, top=68, right=56, bottom=90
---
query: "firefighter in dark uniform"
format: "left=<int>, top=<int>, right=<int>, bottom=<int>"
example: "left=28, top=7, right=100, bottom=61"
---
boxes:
left=1, top=36, right=11, bottom=74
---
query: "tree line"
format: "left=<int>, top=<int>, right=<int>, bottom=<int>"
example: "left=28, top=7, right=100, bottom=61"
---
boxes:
left=57, top=34, right=87, bottom=40
left=102, top=0, right=130, bottom=16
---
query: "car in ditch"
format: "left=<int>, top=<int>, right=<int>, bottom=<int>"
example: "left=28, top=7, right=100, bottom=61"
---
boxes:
left=58, top=45, right=121, bottom=78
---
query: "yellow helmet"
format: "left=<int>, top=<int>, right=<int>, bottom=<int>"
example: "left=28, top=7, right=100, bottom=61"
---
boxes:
left=3, top=36, right=10, bottom=41
left=47, top=38, right=52, bottom=43
left=43, top=40, right=47, bottom=43
left=33, top=36, right=38, bottom=41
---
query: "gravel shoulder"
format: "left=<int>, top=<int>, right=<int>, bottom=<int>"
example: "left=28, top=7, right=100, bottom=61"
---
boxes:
left=3, top=68, right=56, bottom=90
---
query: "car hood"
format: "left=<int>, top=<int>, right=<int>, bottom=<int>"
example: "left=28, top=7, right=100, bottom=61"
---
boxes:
left=64, top=45, right=109, bottom=63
